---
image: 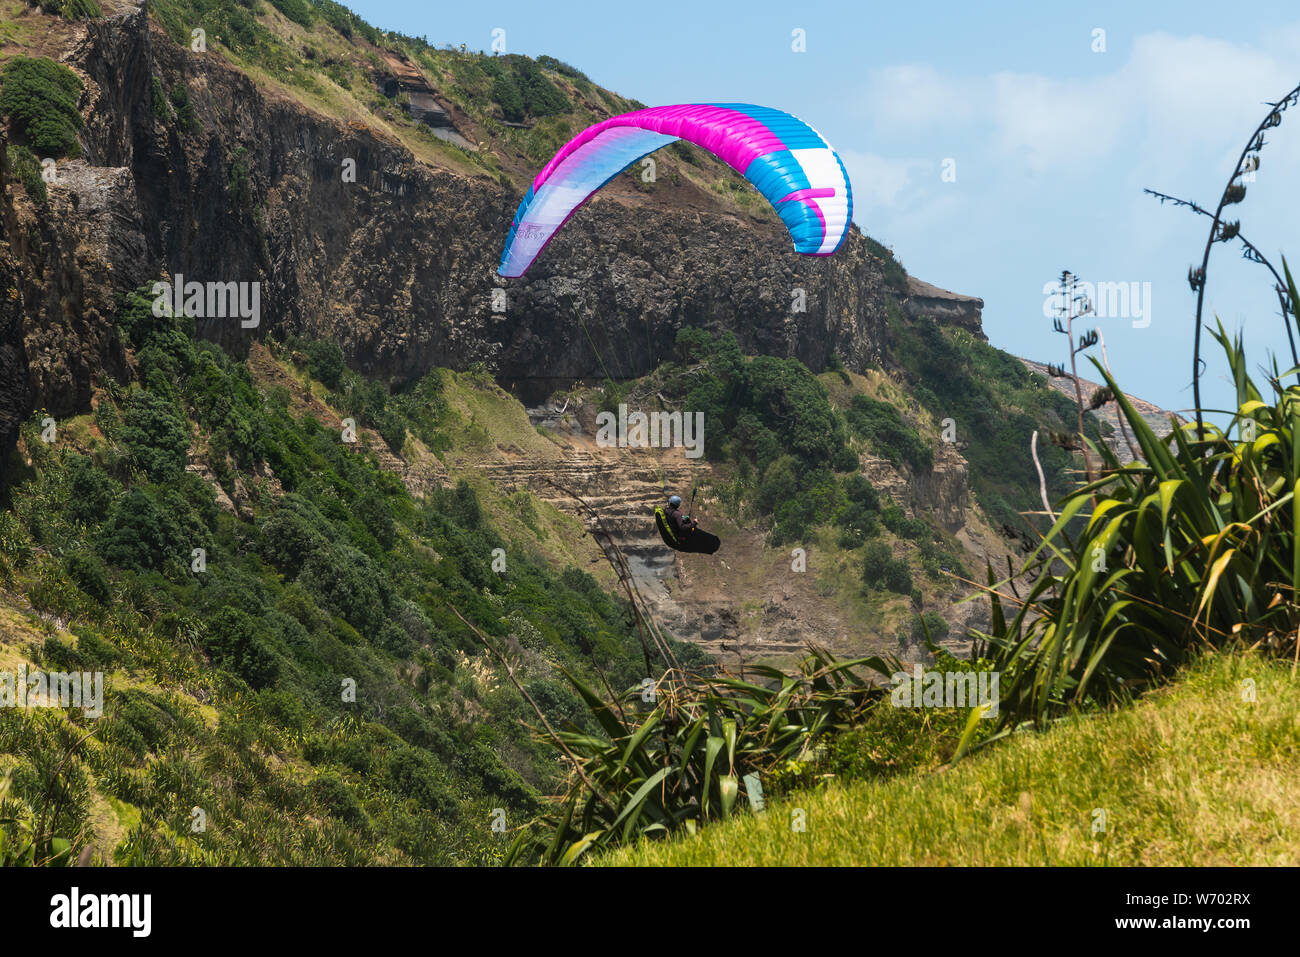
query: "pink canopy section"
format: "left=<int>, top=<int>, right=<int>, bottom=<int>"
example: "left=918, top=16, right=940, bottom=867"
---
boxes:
left=498, top=103, right=853, bottom=277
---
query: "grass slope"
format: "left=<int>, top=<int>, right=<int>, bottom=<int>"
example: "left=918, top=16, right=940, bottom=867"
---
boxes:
left=600, top=651, right=1300, bottom=866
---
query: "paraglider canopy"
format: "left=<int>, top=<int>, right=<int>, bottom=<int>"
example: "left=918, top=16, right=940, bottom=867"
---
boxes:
left=498, top=103, right=853, bottom=277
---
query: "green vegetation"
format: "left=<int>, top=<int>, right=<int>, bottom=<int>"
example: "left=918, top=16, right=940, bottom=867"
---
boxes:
left=845, top=394, right=932, bottom=471
left=506, top=646, right=896, bottom=865
left=31, top=0, right=101, bottom=20
left=888, top=311, right=1094, bottom=535
left=0, top=285, right=709, bottom=865
left=269, top=0, right=314, bottom=28
left=168, top=83, right=197, bottom=134
left=664, top=328, right=867, bottom=545
left=600, top=651, right=1300, bottom=865
left=862, top=540, right=911, bottom=594
left=483, top=56, right=572, bottom=123
left=150, top=77, right=171, bottom=123
left=4, top=143, right=46, bottom=204
left=986, top=302, right=1300, bottom=728
left=863, top=235, right=908, bottom=297
left=0, top=56, right=84, bottom=157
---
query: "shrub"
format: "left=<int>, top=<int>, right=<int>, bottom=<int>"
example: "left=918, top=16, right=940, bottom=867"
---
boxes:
left=300, top=543, right=390, bottom=635
left=110, top=690, right=185, bottom=756
left=66, top=552, right=111, bottom=603
left=0, top=57, right=83, bottom=157
left=845, top=395, right=933, bottom=472
left=97, top=488, right=181, bottom=572
left=491, top=73, right=524, bottom=122
left=269, top=0, right=313, bottom=27
left=5, top=144, right=46, bottom=203
left=862, top=541, right=891, bottom=586
left=863, top=541, right=912, bottom=593
left=884, top=560, right=913, bottom=594
left=864, top=234, right=908, bottom=296
left=167, top=83, right=195, bottom=133
left=911, top=611, right=949, bottom=643
left=64, top=453, right=115, bottom=525
left=260, top=502, right=327, bottom=572
left=202, top=608, right=280, bottom=688
left=150, top=76, right=169, bottom=122
left=354, top=492, right=395, bottom=551
left=385, top=748, right=458, bottom=817
left=70, top=624, right=118, bottom=667
left=311, top=771, right=366, bottom=825
left=119, top=390, right=190, bottom=482
left=881, top=504, right=928, bottom=541
left=38, top=0, right=101, bottom=19
left=306, top=341, right=344, bottom=390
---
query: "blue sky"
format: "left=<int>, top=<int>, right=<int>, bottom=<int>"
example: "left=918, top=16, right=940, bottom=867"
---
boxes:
left=349, top=0, right=1300, bottom=416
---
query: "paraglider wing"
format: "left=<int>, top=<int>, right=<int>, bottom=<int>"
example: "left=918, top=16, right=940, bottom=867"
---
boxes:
left=498, top=104, right=853, bottom=277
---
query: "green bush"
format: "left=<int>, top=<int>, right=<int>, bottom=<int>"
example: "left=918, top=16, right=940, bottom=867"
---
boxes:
left=41, top=635, right=83, bottom=670
left=385, top=748, right=458, bottom=817
left=306, top=341, right=344, bottom=390
left=491, top=73, right=524, bottom=122
left=110, top=690, right=185, bottom=756
left=911, top=610, right=949, bottom=643
left=884, top=560, right=913, bottom=594
left=202, top=608, right=280, bottom=688
left=64, top=453, right=116, bottom=525
left=862, top=541, right=891, bottom=586
left=71, top=624, right=118, bottom=667
left=881, top=504, right=927, bottom=541
left=845, top=394, right=932, bottom=472
left=4, top=144, right=46, bottom=203
left=864, top=235, right=908, bottom=296
left=863, top=541, right=912, bottom=593
left=150, top=77, right=170, bottom=122
left=536, top=55, right=587, bottom=81
left=167, top=83, right=195, bottom=133
left=37, top=0, right=101, bottom=19
left=97, top=488, right=182, bottom=572
left=0, top=56, right=83, bottom=157
left=119, top=390, right=191, bottom=482
left=311, top=771, right=366, bottom=825
left=66, top=552, right=111, bottom=603
left=269, top=0, right=313, bottom=27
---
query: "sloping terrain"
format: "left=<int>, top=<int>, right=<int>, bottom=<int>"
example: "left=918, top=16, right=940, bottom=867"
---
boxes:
left=1020, top=358, right=1180, bottom=465
left=601, top=651, right=1300, bottom=866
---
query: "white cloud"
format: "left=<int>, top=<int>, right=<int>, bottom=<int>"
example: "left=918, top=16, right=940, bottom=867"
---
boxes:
left=836, top=149, right=929, bottom=209
left=858, top=63, right=977, bottom=133
left=853, top=29, right=1300, bottom=180
left=990, top=70, right=1128, bottom=174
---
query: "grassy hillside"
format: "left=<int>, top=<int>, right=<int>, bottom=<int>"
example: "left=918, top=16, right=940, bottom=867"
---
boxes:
left=600, top=651, right=1300, bottom=866
left=0, top=289, right=711, bottom=866
left=0, top=288, right=1091, bottom=866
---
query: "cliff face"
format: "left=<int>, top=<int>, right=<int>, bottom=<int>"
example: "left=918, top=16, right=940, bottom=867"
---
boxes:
left=904, top=276, right=985, bottom=339
left=0, top=4, right=891, bottom=435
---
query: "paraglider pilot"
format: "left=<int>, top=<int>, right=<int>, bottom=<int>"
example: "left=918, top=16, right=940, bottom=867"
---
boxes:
left=655, top=494, right=721, bottom=555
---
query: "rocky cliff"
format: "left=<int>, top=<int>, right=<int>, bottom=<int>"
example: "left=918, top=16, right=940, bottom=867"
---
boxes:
left=2, top=2, right=910, bottom=468
left=904, top=276, right=984, bottom=339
